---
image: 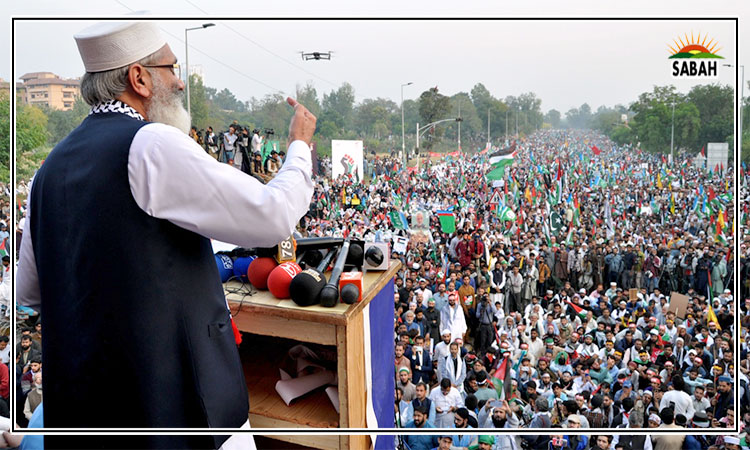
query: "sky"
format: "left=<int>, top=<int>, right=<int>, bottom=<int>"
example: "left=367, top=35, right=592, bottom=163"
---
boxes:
left=3, top=1, right=747, bottom=114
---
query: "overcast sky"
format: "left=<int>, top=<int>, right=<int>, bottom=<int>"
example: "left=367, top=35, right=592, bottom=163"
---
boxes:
left=4, top=1, right=747, bottom=114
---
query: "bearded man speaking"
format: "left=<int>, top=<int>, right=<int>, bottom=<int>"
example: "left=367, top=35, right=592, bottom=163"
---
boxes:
left=16, top=22, right=315, bottom=449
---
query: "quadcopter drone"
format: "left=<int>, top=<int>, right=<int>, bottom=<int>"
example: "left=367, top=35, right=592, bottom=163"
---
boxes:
left=300, top=51, right=333, bottom=61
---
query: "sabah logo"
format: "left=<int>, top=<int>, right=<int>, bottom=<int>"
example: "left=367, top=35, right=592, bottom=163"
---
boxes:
left=669, top=33, right=722, bottom=78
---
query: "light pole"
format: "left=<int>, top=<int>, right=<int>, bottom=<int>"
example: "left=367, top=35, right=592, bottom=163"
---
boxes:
left=457, top=100, right=461, bottom=151
left=670, top=101, right=675, bottom=165
left=725, top=64, right=745, bottom=160
left=401, top=82, right=413, bottom=166
left=487, top=108, right=491, bottom=150
left=185, top=23, right=215, bottom=123
left=505, top=109, right=509, bottom=141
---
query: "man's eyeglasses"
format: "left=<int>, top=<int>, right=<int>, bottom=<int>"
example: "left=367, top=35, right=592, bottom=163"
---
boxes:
left=142, top=63, right=181, bottom=79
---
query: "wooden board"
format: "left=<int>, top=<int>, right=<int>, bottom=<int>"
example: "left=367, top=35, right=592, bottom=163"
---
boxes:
left=668, top=292, right=690, bottom=319
left=233, top=313, right=337, bottom=346
left=226, top=261, right=400, bottom=326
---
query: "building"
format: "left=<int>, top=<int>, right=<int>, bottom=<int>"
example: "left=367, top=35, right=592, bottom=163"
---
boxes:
left=17, top=72, right=80, bottom=111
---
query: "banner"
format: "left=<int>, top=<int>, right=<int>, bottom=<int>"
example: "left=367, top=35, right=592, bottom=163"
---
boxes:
left=331, top=140, right=364, bottom=181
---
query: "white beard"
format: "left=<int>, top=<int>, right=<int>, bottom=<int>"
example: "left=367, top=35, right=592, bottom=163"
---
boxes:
left=146, top=80, right=191, bottom=135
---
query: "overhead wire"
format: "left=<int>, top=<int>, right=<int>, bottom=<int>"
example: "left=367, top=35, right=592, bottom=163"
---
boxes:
left=181, top=0, right=339, bottom=89
left=113, top=0, right=290, bottom=96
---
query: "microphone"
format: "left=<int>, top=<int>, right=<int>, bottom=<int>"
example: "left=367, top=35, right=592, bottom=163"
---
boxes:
left=248, top=257, right=278, bottom=290
left=289, top=248, right=339, bottom=307
left=268, top=261, right=303, bottom=299
left=319, top=239, right=351, bottom=308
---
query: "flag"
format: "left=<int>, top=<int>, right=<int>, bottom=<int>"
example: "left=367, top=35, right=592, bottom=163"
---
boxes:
left=670, top=193, right=675, bottom=215
left=436, top=210, right=456, bottom=234
left=565, top=299, right=588, bottom=319
left=490, top=345, right=513, bottom=399
left=486, top=144, right=516, bottom=181
left=700, top=146, right=705, bottom=158
left=706, top=291, right=721, bottom=330
left=591, top=145, right=601, bottom=156
left=549, top=211, right=563, bottom=235
left=564, top=224, right=574, bottom=245
left=656, top=172, right=663, bottom=189
left=389, top=211, right=409, bottom=230
left=0, top=239, right=6, bottom=258
left=496, top=205, right=517, bottom=222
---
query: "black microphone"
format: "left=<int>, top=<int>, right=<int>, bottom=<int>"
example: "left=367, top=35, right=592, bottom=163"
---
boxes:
left=289, top=248, right=339, bottom=307
left=319, top=239, right=351, bottom=307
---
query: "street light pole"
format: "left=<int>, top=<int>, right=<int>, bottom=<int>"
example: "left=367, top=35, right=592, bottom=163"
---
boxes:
left=487, top=108, right=491, bottom=150
left=401, top=82, right=413, bottom=167
left=185, top=23, right=215, bottom=124
left=670, top=102, right=675, bottom=165
left=457, top=100, right=461, bottom=151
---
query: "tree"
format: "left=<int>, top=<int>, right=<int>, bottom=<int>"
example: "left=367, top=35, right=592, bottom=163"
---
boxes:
left=321, top=83, right=355, bottom=133
left=45, top=97, right=88, bottom=146
left=417, top=87, right=451, bottom=149
left=16, top=104, right=48, bottom=152
left=295, top=82, right=322, bottom=122
left=545, top=109, right=561, bottom=128
left=686, top=84, right=733, bottom=150
left=188, top=74, right=210, bottom=129
left=213, top=88, right=245, bottom=112
left=445, top=92, right=481, bottom=149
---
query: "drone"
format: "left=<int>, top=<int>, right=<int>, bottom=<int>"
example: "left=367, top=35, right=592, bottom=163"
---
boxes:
left=300, top=51, right=332, bottom=61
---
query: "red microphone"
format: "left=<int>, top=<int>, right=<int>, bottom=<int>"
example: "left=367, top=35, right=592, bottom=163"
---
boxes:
left=248, top=257, right=278, bottom=290
left=267, top=261, right=303, bottom=299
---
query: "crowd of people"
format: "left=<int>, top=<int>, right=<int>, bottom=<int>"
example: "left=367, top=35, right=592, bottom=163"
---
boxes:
left=283, top=128, right=741, bottom=448
left=11, top=120, right=745, bottom=447
left=376, top=130, right=741, bottom=449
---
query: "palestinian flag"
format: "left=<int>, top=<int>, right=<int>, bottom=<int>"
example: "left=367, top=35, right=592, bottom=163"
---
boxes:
left=565, top=299, right=588, bottom=319
left=0, top=239, right=6, bottom=258
left=591, top=145, right=601, bottom=156
left=491, top=352, right=513, bottom=399
left=496, top=205, right=517, bottom=222
left=436, top=210, right=456, bottom=234
left=486, top=144, right=516, bottom=181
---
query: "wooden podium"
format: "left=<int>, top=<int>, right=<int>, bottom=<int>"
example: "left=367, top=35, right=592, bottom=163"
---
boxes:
left=225, top=261, right=399, bottom=450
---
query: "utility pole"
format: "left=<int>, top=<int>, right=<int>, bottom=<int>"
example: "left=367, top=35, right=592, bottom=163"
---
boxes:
left=487, top=108, right=491, bottom=150
left=670, top=102, right=675, bottom=165
left=458, top=100, right=461, bottom=151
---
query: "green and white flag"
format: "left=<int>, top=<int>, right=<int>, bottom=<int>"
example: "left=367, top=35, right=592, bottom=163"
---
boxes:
left=486, top=145, right=516, bottom=181
left=550, top=211, right=563, bottom=235
left=496, top=205, right=516, bottom=222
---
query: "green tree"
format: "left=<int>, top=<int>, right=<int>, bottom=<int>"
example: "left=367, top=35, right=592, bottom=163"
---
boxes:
left=16, top=104, right=48, bottom=152
left=45, top=97, right=88, bottom=146
left=321, top=83, right=355, bottom=133
left=445, top=93, right=482, bottom=150
left=295, top=82, right=322, bottom=122
left=545, top=109, right=561, bottom=128
left=417, top=87, right=451, bottom=149
left=189, top=74, right=210, bottom=129
left=686, top=84, right=733, bottom=150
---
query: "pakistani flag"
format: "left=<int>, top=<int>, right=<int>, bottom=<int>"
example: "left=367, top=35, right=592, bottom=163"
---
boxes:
left=389, top=211, right=409, bottom=230
left=436, top=210, right=456, bottom=234
left=496, top=205, right=516, bottom=222
left=486, top=145, right=516, bottom=181
left=549, top=211, right=563, bottom=235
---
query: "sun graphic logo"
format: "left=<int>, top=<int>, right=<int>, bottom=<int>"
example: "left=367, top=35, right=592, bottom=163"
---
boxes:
left=669, top=32, right=722, bottom=78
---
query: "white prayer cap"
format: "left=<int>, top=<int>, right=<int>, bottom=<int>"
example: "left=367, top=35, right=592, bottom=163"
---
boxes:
left=724, top=436, right=740, bottom=445
left=75, top=22, right=167, bottom=72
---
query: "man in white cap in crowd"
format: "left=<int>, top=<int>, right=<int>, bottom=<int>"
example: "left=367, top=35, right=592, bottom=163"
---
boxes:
left=16, top=21, right=316, bottom=449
